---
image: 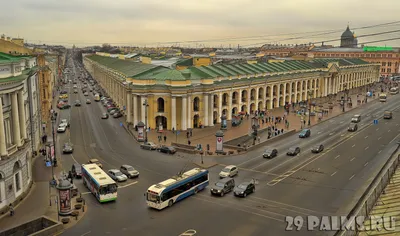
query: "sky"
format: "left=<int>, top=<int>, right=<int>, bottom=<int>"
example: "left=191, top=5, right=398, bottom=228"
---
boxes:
left=1, top=0, right=400, bottom=47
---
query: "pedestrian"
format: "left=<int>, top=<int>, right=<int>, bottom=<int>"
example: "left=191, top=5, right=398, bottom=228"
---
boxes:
left=9, top=204, right=14, bottom=216
left=190, top=130, right=193, bottom=137
left=172, top=127, right=175, bottom=133
left=163, top=135, right=167, bottom=143
left=188, top=140, right=191, bottom=145
left=258, top=136, right=261, bottom=143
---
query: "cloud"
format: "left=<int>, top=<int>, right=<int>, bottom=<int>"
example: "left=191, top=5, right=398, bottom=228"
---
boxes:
left=0, top=0, right=399, bottom=46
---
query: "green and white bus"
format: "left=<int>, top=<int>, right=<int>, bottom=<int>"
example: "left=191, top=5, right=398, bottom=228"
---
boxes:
left=82, top=164, right=118, bottom=203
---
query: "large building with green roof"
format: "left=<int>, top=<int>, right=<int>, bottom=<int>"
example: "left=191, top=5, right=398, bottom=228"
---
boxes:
left=83, top=54, right=380, bottom=131
left=0, top=52, right=39, bottom=213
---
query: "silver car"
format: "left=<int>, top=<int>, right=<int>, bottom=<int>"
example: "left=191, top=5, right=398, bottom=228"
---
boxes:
left=140, top=142, right=157, bottom=150
left=120, top=165, right=139, bottom=178
left=108, top=169, right=127, bottom=182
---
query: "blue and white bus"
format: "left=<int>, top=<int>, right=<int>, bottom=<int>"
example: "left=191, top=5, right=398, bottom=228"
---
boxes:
left=82, top=164, right=118, bottom=203
left=146, top=168, right=209, bottom=210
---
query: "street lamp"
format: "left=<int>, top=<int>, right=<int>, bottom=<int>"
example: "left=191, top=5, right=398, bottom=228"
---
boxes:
left=50, top=111, right=57, bottom=180
left=142, top=99, right=149, bottom=142
left=342, top=84, right=348, bottom=112
left=307, top=91, right=312, bottom=126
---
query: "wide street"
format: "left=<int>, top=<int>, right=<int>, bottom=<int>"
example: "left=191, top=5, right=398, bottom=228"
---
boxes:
left=58, top=54, right=400, bottom=236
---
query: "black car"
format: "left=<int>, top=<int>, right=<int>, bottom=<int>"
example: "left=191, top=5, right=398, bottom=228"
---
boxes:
left=158, top=146, right=177, bottom=154
left=287, top=147, right=300, bottom=156
left=311, top=144, right=324, bottom=153
left=62, top=143, right=74, bottom=154
left=233, top=182, right=255, bottom=197
left=263, top=148, right=278, bottom=159
left=60, top=90, right=68, bottom=94
left=71, top=164, right=82, bottom=178
left=348, top=123, right=358, bottom=132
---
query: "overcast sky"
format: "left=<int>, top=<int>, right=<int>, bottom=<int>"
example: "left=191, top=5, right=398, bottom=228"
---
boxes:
left=1, top=0, right=400, bottom=47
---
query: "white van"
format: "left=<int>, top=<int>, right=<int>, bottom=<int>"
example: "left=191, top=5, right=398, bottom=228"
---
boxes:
left=351, top=115, right=361, bottom=123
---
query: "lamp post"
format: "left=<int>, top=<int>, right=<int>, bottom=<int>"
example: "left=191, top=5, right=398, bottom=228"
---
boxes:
left=50, top=111, right=57, bottom=180
left=342, top=84, right=348, bottom=112
left=142, top=99, right=149, bottom=142
left=308, top=91, right=312, bottom=126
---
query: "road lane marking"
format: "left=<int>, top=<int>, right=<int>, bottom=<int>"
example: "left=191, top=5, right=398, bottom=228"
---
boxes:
left=364, top=162, right=369, bottom=167
left=331, top=171, right=337, bottom=176
left=365, top=146, right=369, bottom=150
left=250, top=196, right=322, bottom=213
left=119, top=181, right=138, bottom=189
left=329, top=132, right=335, bottom=135
left=264, top=157, right=295, bottom=173
left=364, top=136, right=368, bottom=139
left=385, top=122, right=388, bottom=124
left=366, top=113, right=370, bottom=116
left=334, top=155, right=340, bottom=159
left=180, top=229, right=197, bottom=236
left=70, top=154, right=79, bottom=164
left=237, top=156, right=262, bottom=167
left=349, top=174, right=355, bottom=180
left=340, top=121, right=344, bottom=124
left=361, top=123, right=364, bottom=126
left=378, top=137, right=382, bottom=140
left=80, top=231, right=91, bottom=236
left=251, top=160, right=272, bottom=170
left=388, top=130, right=391, bottom=132
left=237, top=167, right=280, bottom=177
left=389, top=133, right=400, bottom=144
left=318, top=132, right=322, bottom=134
left=352, top=144, right=356, bottom=148
left=378, top=150, right=382, bottom=154
left=376, top=128, right=379, bottom=131
left=350, top=157, right=356, bottom=162
left=82, top=192, right=91, bottom=195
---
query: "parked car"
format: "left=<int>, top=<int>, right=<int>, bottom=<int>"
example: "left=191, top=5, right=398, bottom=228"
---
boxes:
left=233, top=182, right=255, bottom=198
left=110, top=109, right=119, bottom=115
left=157, top=146, right=176, bottom=154
left=348, top=123, right=358, bottom=132
left=219, top=165, right=238, bottom=178
left=101, top=113, right=109, bottom=119
left=140, top=142, right=157, bottom=150
left=62, top=143, right=74, bottom=154
left=84, top=92, right=89, bottom=96
left=263, top=148, right=278, bottom=159
left=88, top=159, right=103, bottom=168
left=210, top=178, right=235, bottom=197
left=86, top=99, right=91, bottom=104
left=73, top=89, right=78, bottom=94
left=299, top=129, right=311, bottom=138
left=108, top=169, right=128, bottom=182
left=311, top=144, right=324, bottom=153
left=287, top=147, right=301, bottom=156
left=120, top=165, right=139, bottom=178
left=57, top=123, right=67, bottom=133
left=60, top=119, right=69, bottom=127
left=113, top=112, right=123, bottom=118
left=75, top=100, right=81, bottom=106
left=71, top=164, right=82, bottom=178
left=57, top=103, right=70, bottom=109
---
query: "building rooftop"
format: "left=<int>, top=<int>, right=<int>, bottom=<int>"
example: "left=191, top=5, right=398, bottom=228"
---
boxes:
left=0, top=52, right=24, bottom=63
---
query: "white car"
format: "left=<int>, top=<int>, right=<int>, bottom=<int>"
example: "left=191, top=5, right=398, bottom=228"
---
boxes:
left=57, top=123, right=67, bottom=133
left=108, top=169, right=128, bottom=182
left=219, top=165, right=239, bottom=178
left=73, top=85, right=78, bottom=88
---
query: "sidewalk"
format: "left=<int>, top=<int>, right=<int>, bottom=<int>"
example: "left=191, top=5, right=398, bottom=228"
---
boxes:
left=128, top=85, right=380, bottom=154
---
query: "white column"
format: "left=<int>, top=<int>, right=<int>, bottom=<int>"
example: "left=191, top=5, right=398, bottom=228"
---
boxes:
left=181, top=97, right=187, bottom=130
left=0, top=96, right=7, bottom=157
left=227, top=92, right=232, bottom=120
left=187, top=95, right=192, bottom=129
left=126, top=92, right=132, bottom=123
left=218, top=92, right=222, bottom=123
left=324, top=78, right=328, bottom=96
left=269, top=87, right=273, bottom=109
left=247, top=89, right=251, bottom=112
left=294, top=82, right=298, bottom=103
left=314, top=80, right=317, bottom=98
left=209, top=94, right=214, bottom=126
left=238, top=90, right=242, bottom=108
left=140, top=96, right=146, bottom=124
left=133, top=95, right=138, bottom=125
left=262, top=87, right=267, bottom=110
left=171, top=96, right=176, bottom=130
left=255, top=88, right=259, bottom=111
left=203, top=94, right=209, bottom=127
left=282, top=84, right=286, bottom=105
left=11, top=92, right=21, bottom=147
left=17, top=90, right=27, bottom=140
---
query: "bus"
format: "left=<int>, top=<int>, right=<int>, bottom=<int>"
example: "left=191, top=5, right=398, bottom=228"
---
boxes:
left=390, top=87, right=399, bottom=95
left=82, top=164, right=118, bottom=203
left=94, top=94, right=100, bottom=102
left=146, top=168, right=209, bottom=210
left=379, top=93, right=387, bottom=102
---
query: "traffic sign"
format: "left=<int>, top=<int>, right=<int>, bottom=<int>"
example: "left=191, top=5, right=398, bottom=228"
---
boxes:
left=46, top=161, right=52, bottom=167
left=120, top=122, right=123, bottom=127
left=373, top=119, right=378, bottom=125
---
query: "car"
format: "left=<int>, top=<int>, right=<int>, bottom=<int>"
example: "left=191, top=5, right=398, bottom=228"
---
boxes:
left=120, top=165, right=139, bottom=178
left=108, top=169, right=128, bottom=182
left=210, top=178, right=235, bottom=197
left=59, top=94, right=68, bottom=99
left=57, top=123, right=67, bottom=133
left=348, top=123, right=358, bottom=132
left=73, top=89, right=78, bottom=94
left=89, top=88, right=93, bottom=92
left=62, top=143, right=74, bottom=154
left=219, top=165, right=238, bottom=178
left=74, top=100, right=81, bottom=106
left=384, top=111, right=393, bottom=119
left=110, top=109, right=119, bottom=115
left=84, top=92, right=89, bottom=96
left=60, top=90, right=68, bottom=94
left=157, top=146, right=176, bottom=154
left=60, top=119, right=70, bottom=128
left=263, top=148, right=278, bottom=159
left=287, top=147, right=301, bottom=156
left=351, top=115, right=361, bottom=123
left=140, top=142, right=157, bottom=150
left=88, top=159, right=103, bottom=168
left=57, top=103, right=71, bottom=109
left=299, top=129, right=311, bottom=138
left=86, top=99, right=91, bottom=104
left=71, top=164, right=82, bottom=178
left=113, top=112, right=123, bottom=118
left=101, top=113, right=109, bottom=119
left=233, top=182, right=255, bottom=198
left=311, top=144, right=324, bottom=153
left=73, top=85, right=77, bottom=88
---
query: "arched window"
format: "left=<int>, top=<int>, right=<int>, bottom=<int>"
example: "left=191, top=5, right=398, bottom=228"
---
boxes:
left=13, top=161, right=22, bottom=192
left=193, top=97, right=200, bottom=111
left=157, top=98, right=165, bottom=112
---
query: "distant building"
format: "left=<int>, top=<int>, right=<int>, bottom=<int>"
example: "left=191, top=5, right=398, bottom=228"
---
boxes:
left=260, top=44, right=313, bottom=57
left=340, top=26, right=358, bottom=48
left=0, top=34, right=32, bottom=55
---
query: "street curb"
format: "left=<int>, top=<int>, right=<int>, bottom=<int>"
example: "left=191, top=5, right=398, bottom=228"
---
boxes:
left=192, top=161, right=219, bottom=169
left=0, top=181, right=35, bottom=220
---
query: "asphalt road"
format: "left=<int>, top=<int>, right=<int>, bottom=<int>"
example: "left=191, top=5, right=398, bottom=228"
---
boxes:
left=59, top=54, right=400, bottom=236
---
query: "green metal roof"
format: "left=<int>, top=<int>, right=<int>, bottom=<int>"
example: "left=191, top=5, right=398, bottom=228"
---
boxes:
left=175, top=58, right=193, bottom=67
left=1, top=66, right=37, bottom=83
left=0, top=52, right=23, bottom=63
left=311, top=58, right=370, bottom=66
left=151, top=70, right=187, bottom=81
left=86, top=54, right=166, bottom=78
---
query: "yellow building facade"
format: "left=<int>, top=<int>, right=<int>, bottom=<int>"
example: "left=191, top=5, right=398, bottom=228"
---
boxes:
left=84, top=55, right=380, bottom=131
left=0, top=35, right=32, bottom=55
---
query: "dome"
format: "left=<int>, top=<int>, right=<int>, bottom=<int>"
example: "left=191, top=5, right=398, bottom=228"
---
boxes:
left=341, top=26, right=354, bottom=38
